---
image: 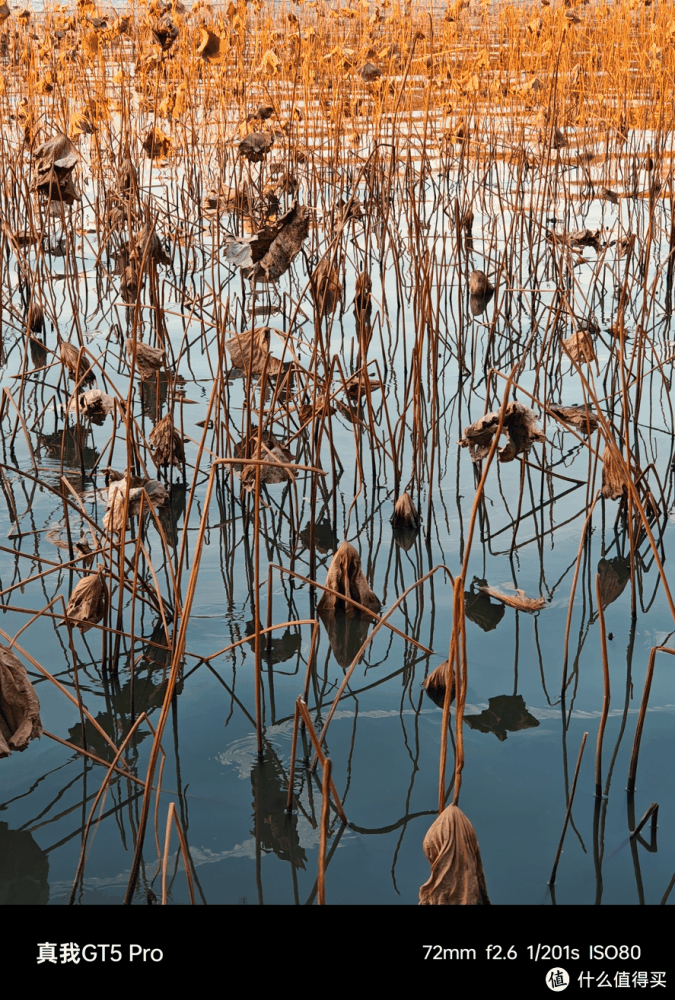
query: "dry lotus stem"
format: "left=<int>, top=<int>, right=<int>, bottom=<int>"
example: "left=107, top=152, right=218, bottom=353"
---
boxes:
left=419, top=805, right=491, bottom=905
left=64, top=572, right=109, bottom=632
left=423, top=660, right=455, bottom=710
left=316, top=541, right=381, bottom=615
left=391, top=492, right=420, bottom=529
left=149, top=414, right=185, bottom=468
left=459, top=401, right=545, bottom=463
left=0, top=645, right=43, bottom=757
left=60, top=341, right=94, bottom=384
left=601, top=443, right=628, bottom=500
left=478, top=585, right=546, bottom=612
left=126, top=340, right=165, bottom=381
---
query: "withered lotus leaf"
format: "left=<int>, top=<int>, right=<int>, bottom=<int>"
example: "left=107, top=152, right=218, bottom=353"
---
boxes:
left=149, top=413, right=185, bottom=468
left=0, top=645, right=43, bottom=757
left=423, top=659, right=454, bottom=710
left=550, top=403, right=598, bottom=434
left=391, top=492, right=419, bottom=529
left=459, top=401, right=545, bottom=463
left=30, top=133, right=80, bottom=204
left=419, top=805, right=490, bottom=905
left=601, top=443, right=627, bottom=500
left=317, top=541, right=381, bottom=614
left=65, top=572, right=108, bottom=632
left=126, top=340, right=165, bottom=381
left=224, top=326, right=282, bottom=374
left=245, top=203, right=311, bottom=283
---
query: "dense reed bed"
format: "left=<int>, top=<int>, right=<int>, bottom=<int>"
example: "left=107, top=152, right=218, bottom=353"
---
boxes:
left=1, top=0, right=675, bottom=905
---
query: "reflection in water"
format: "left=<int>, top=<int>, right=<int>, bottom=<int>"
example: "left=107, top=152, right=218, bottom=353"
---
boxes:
left=464, top=694, right=540, bottom=742
left=0, top=821, right=49, bottom=904
left=246, top=621, right=301, bottom=664
left=299, top=518, right=338, bottom=554
left=464, top=578, right=505, bottom=632
left=597, top=555, right=631, bottom=608
left=251, top=746, right=306, bottom=870
left=319, top=608, right=372, bottom=669
left=38, top=427, right=97, bottom=469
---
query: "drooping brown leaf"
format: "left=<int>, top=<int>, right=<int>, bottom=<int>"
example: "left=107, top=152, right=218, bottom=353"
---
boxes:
left=30, top=133, right=80, bottom=204
left=601, top=443, right=627, bottom=501
left=60, top=341, right=94, bottom=384
left=550, top=403, right=598, bottom=434
left=224, top=326, right=281, bottom=375
left=419, top=805, right=490, bottom=905
left=478, top=584, right=546, bottom=612
left=239, top=443, right=295, bottom=491
left=423, top=659, right=455, bottom=710
left=245, top=203, right=311, bottom=283
left=469, top=270, right=493, bottom=297
left=26, top=300, right=44, bottom=334
left=149, top=414, right=185, bottom=468
left=134, top=223, right=172, bottom=265
left=126, top=340, right=165, bottom=381
left=197, top=27, right=226, bottom=63
left=142, top=126, right=171, bottom=159
left=317, top=541, right=381, bottom=614
left=152, top=14, right=178, bottom=49
left=391, top=492, right=420, bottom=529
left=311, top=257, right=342, bottom=319
left=103, top=477, right=169, bottom=533
left=0, top=645, right=43, bottom=757
left=459, top=401, right=546, bottom=463
left=68, top=389, right=114, bottom=424
left=563, top=327, right=596, bottom=364
left=64, top=572, right=108, bottom=632
left=239, top=131, right=274, bottom=163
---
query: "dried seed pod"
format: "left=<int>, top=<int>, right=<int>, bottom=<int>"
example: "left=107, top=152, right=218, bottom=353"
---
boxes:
left=317, top=541, right=381, bottom=615
left=391, top=492, right=420, bottom=529
left=65, top=572, right=109, bottom=632
left=149, top=414, right=185, bottom=468
left=126, top=340, right=165, bottom=381
left=419, top=805, right=491, bottom=905
left=60, top=341, right=94, bottom=384
left=0, top=645, right=43, bottom=757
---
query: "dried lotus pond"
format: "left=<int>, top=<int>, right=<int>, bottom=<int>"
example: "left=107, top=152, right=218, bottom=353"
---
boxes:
left=0, top=0, right=674, bottom=920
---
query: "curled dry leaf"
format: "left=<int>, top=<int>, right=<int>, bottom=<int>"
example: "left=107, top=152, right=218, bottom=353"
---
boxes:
left=311, top=257, right=342, bottom=319
left=68, top=388, right=114, bottom=424
left=239, top=442, right=295, bottom=491
left=562, top=327, right=596, bottom=364
left=459, top=401, right=545, bottom=463
left=142, top=126, right=171, bottom=159
left=419, top=805, right=490, bottom=905
left=64, top=571, right=108, bottom=632
left=239, top=131, right=274, bottom=163
left=60, top=341, right=95, bottom=384
left=478, top=584, right=546, bottom=612
left=30, top=133, right=80, bottom=204
left=245, top=202, right=311, bottom=283
left=549, top=403, right=598, bottom=434
left=103, top=477, right=169, bottom=533
left=126, top=340, right=165, bottom=380
left=224, top=326, right=281, bottom=375
left=0, top=645, right=43, bottom=757
left=469, top=270, right=493, bottom=297
left=149, top=413, right=185, bottom=468
left=391, top=492, right=420, bottom=529
left=197, top=28, right=226, bottom=63
left=423, top=659, right=454, bottom=710
left=601, top=443, right=627, bottom=501
left=135, top=223, right=172, bottom=265
left=597, top=555, right=631, bottom=609
left=317, top=541, right=381, bottom=615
